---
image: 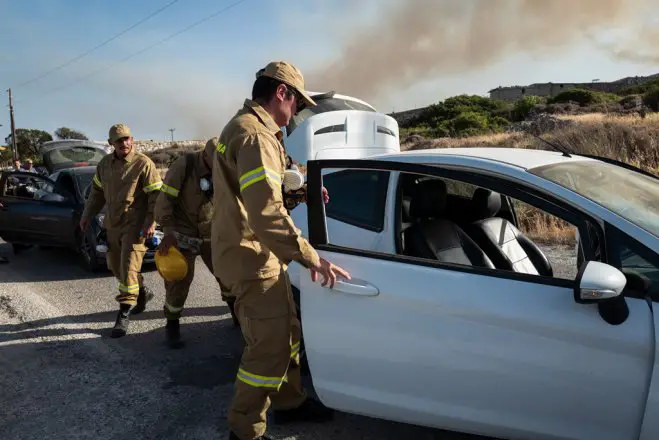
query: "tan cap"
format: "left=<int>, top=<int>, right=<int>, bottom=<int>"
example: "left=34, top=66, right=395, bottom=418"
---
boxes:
left=257, top=61, right=316, bottom=107
left=26, top=159, right=33, bottom=163
left=204, top=137, right=219, bottom=157
left=109, top=123, right=132, bottom=143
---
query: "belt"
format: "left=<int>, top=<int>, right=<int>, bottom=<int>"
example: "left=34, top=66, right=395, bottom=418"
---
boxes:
left=173, top=231, right=207, bottom=255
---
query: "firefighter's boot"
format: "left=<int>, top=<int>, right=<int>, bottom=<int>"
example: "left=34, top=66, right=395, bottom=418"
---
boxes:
left=229, top=432, right=273, bottom=440
left=165, top=319, right=184, bottom=349
left=132, top=285, right=155, bottom=315
left=272, top=397, right=334, bottom=425
left=111, top=304, right=133, bottom=338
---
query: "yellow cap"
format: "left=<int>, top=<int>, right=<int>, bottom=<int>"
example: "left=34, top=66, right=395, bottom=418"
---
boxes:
left=257, top=61, right=316, bottom=107
left=204, top=137, right=219, bottom=157
left=109, top=123, right=132, bottom=143
left=155, top=246, right=188, bottom=282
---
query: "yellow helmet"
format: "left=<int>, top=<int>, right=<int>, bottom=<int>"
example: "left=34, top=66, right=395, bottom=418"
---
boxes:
left=155, top=246, right=188, bottom=282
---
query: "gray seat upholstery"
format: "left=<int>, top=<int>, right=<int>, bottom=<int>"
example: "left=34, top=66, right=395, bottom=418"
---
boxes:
left=466, top=188, right=553, bottom=277
left=403, top=179, right=495, bottom=269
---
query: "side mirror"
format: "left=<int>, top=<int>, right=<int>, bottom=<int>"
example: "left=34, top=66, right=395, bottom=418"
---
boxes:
left=574, top=261, right=626, bottom=304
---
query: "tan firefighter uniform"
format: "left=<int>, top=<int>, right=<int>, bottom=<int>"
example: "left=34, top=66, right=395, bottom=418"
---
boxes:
left=154, top=138, right=233, bottom=319
left=211, top=61, right=321, bottom=440
left=81, top=125, right=162, bottom=307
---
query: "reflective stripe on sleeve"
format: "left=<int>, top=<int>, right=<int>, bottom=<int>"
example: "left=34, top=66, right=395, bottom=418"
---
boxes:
left=160, top=184, right=179, bottom=197
left=143, top=181, right=163, bottom=193
left=216, top=142, right=226, bottom=155
left=93, top=174, right=103, bottom=189
left=239, top=166, right=282, bottom=193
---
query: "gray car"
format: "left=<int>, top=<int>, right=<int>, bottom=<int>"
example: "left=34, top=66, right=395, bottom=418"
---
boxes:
left=0, top=141, right=161, bottom=272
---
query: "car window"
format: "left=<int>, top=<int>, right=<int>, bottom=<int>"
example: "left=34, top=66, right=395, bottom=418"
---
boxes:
left=322, top=169, right=390, bottom=232
left=530, top=160, right=659, bottom=238
left=607, top=227, right=659, bottom=300
left=43, top=145, right=107, bottom=172
left=3, top=173, right=60, bottom=200
left=75, top=172, right=95, bottom=197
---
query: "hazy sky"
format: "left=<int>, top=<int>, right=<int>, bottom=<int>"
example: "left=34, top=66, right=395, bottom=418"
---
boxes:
left=2, top=0, right=659, bottom=142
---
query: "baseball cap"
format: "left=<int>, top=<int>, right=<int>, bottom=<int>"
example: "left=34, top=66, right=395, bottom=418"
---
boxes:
left=109, top=123, right=132, bottom=143
left=257, top=61, right=316, bottom=107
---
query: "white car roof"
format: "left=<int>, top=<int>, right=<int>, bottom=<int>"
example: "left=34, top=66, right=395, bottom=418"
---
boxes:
left=372, top=147, right=597, bottom=171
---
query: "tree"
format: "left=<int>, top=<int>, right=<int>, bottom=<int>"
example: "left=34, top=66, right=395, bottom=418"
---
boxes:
left=4, top=129, right=53, bottom=159
left=54, top=126, right=89, bottom=140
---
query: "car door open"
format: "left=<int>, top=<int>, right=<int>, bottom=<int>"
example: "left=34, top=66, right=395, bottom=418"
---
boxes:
left=299, top=159, right=655, bottom=440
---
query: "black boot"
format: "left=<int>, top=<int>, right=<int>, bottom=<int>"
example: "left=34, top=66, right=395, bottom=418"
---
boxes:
left=165, top=319, right=184, bottom=349
left=132, top=285, right=155, bottom=315
left=229, top=432, right=273, bottom=440
left=111, top=304, right=133, bottom=338
left=272, top=397, right=334, bottom=425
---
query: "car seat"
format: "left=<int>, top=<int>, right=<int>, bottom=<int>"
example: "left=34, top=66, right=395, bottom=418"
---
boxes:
left=403, top=179, right=495, bottom=269
left=465, top=188, right=553, bottom=276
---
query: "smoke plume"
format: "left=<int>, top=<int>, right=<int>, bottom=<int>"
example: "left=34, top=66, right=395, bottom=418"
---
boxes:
left=308, top=0, right=655, bottom=101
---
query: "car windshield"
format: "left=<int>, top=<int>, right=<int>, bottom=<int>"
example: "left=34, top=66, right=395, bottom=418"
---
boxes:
left=530, top=160, right=659, bottom=237
left=287, top=96, right=376, bottom=135
left=44, top=146, right=106, bottom=171
left=75, top=171, right=95, bottom=196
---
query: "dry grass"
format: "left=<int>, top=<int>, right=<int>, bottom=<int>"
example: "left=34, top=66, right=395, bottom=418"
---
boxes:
left=403, top=112, right=659, bottom=244
left=403, top=112, right=659, bottom=175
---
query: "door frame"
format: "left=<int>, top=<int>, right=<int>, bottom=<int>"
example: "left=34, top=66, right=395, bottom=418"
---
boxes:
left=306, top=158, right=607, bottom=289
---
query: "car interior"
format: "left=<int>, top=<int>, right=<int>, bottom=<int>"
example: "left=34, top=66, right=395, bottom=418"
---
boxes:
left=396, top=173, right=557, bottom=278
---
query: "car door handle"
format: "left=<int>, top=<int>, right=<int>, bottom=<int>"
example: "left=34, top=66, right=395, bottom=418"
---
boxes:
left=332, top=279, right=379, bottom=296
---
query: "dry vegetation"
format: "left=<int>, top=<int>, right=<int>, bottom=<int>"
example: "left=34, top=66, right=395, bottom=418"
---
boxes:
left=403, top=112, right=659, bottom=175
left=404, top=112, right=659, bottom=244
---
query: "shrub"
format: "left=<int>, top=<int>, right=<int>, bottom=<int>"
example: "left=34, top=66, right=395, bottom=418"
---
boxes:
left=548, top=88, right=619, bottom=107
left=643, top=86, right=659, bottom=111
left=512, top=96, right=547, bottom=121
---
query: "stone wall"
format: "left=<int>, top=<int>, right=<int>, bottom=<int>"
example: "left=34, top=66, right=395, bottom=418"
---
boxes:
left=133, top=139, right=205, bottom=153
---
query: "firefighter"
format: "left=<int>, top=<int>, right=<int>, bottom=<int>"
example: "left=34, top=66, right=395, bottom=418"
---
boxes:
left=154, top=137, right=238, bottom=349
left=211, top=61, right=350, bottom=440
left=80, top=123, right=162, bottom=338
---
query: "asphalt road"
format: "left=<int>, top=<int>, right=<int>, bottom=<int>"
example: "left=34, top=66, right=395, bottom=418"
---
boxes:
left=0, top=241, right=492, bottom=440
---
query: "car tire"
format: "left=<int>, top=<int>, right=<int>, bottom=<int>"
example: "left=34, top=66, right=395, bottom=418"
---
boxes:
left=79, top=229, right=103, bottom=273
left=11, top=243, right=31, bottom=254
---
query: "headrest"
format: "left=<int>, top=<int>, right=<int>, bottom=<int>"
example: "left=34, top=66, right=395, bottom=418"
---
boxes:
left=471, top=188, right=502, bottom=219
left=401, top=197, right=412, bottom=222
left=410, top=179, right=447, bottom=218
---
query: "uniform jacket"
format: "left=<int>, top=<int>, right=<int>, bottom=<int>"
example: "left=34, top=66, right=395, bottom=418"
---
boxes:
left=155, top=151, right=213, bottom=239
left=82, top=148, right=162, bottom=234
left=211, top=99, right=320, bottom=284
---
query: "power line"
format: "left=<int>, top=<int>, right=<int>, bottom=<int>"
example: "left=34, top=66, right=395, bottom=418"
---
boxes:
left=13, top=0, right=181, bottom=90
left=16, top=0, right=249, bottom=104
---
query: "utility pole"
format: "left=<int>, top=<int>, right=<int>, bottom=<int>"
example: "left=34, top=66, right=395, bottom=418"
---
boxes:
left=7, top=88, right=18, bottom=162
left=168, top=128, right=175, bottom=142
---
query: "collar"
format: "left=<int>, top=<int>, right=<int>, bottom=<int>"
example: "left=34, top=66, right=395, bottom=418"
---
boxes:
left=243, top=99, right=283, bottom=141
left=196, top=151, right=211, bottom=176
left=113, top=148, right=137, bottom=164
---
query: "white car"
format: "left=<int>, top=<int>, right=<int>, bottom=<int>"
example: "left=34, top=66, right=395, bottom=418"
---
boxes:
left=284, top=142, right=659, bottom=440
